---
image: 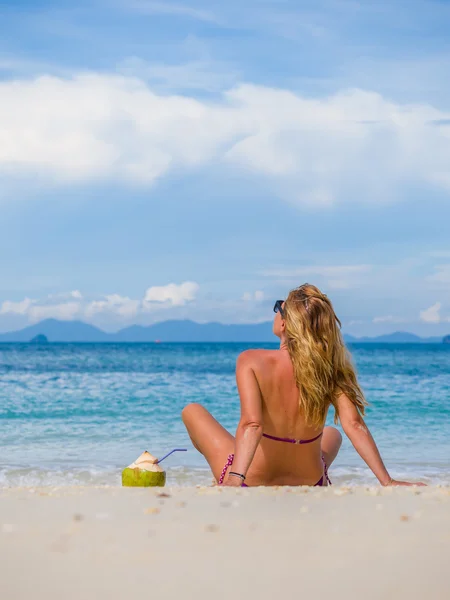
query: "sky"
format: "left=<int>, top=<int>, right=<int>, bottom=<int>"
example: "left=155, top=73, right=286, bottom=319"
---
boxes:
left=0, top=0, right=450, bottom=336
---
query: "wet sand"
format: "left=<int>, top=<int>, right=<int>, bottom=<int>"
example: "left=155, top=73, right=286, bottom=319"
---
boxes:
left=1, top=485, right=449, bottom=600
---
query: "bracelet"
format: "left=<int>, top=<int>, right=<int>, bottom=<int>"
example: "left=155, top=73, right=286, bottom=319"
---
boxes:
left=229, top=471, right=246, bottom=481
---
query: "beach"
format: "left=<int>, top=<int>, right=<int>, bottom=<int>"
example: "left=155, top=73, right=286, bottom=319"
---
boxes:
left=1, top=343, right=449, bottom=599
left=1, top=485, right=449, bottom=600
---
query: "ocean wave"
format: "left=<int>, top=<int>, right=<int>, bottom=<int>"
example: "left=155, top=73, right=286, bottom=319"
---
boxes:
left=1, top=464, right=448, bottom=489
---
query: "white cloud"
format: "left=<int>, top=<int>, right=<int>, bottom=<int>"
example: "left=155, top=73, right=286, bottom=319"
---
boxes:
left=419, top=302, right=449, bottom=324
left=0, top=282, right=199, bottom=323
left=85, top=294, right=140, bottom=319
left=47, top=290, right=83, bottom=301
left=0, top=297, right=36, bottom=316
left=29, top=302, right=81, bottom=322
left=143, top=282, right=199, bottom=307
left=372, top=315, right=407, bottom=324
left=262, top=264, right=371, bottom=289
left=372, top=315, right=393, bottom=323
left=427, top=265, right=450, bottom=286
left=1, top=75, right=450, bottom=206
left=0, top=297, right=82, bottom=322
left=242, top=290, right=264, bottom=302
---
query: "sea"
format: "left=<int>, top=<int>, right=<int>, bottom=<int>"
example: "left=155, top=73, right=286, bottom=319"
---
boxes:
left=0, top=343, right=449, bottom=488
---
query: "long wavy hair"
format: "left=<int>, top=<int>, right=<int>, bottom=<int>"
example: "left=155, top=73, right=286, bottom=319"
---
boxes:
left=283, top=283, right=367, bottom=427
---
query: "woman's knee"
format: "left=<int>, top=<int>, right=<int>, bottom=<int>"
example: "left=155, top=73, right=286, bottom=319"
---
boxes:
left=321, top=426, right=342, bottom=467
left=181, top=402, right=204, bottom=424
left=324, top=425, right=342, bottom=447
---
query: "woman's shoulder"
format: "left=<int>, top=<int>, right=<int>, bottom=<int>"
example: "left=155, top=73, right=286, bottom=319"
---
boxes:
left=236, top=348, right=278, bottom=367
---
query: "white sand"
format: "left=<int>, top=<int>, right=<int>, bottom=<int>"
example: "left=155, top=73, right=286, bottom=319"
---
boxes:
left=1, top=485, right=449, bottom=600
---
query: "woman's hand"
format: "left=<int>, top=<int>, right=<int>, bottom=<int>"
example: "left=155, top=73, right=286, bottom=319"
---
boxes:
left=336, top=393, right=428, bottom=487
left=384, top=479, right=427, bottom=487
left=222, top=476, right=243, bottom=487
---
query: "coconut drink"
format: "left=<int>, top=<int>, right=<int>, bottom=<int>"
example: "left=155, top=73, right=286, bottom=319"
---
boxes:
left=122, top=448, right=187, bottom=487
left=122, top=451, right=166, bottom=487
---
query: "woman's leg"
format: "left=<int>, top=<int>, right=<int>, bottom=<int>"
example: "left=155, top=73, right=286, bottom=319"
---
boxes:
left=321, top=426, right=342, bottom=468
left=181, top=403, right=235, bottom=482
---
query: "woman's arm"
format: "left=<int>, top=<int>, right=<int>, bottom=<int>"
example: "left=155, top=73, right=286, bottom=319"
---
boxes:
left=222, top=351, right=263, bottom=487
left=336, top=393, right=425, bottom=486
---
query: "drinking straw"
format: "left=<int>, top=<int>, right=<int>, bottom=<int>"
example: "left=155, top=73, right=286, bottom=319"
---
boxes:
left=156, top=448, right=187, bottom=464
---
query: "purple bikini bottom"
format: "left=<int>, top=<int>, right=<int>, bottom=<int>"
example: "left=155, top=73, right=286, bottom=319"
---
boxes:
left=217, top=453, right=331, bottom=487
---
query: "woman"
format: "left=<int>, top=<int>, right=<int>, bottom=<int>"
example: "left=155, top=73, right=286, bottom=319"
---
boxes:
left=182, top=284, right=423, bottom=487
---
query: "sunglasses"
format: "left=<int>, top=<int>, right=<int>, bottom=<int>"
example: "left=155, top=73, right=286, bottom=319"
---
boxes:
left=273, top=300, right=285, bottom=318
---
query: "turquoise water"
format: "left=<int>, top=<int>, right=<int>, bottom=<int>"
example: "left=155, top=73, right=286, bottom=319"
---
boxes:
left=0, top=343, right=449, bottom=487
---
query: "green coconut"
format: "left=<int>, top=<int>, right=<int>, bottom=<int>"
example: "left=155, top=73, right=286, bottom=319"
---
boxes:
left=122, top=451, right=166, bottom=487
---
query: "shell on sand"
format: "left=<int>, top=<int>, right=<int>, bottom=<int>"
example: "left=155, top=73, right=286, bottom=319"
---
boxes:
left=122, top=451, right=166, bottom=487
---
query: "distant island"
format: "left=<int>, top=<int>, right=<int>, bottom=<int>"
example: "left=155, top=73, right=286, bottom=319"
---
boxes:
left=0, top=318, right=448, bottom=344
left=29, top=334, right=49, bottom=344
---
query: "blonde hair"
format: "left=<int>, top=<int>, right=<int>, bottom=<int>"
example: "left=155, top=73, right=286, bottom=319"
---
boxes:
left=284, top=284, right=367, bottom=427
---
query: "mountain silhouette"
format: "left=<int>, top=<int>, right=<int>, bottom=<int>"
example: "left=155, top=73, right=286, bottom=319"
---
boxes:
left=0, top=319, right=447, bottom=343
left=0, top=319, right=110, bottom=342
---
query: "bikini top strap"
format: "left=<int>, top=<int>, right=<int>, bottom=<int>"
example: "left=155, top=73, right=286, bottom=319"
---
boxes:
left=262, top=431, right=323, bottom=445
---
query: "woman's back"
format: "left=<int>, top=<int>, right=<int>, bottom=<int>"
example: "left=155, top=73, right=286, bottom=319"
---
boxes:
left=245, top=347, right=328, bottom=486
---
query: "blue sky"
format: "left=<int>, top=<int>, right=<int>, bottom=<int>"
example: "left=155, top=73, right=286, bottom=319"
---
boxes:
left=1, top=0, right=450, bottom=335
